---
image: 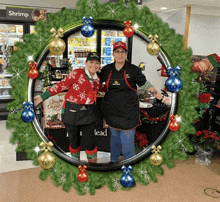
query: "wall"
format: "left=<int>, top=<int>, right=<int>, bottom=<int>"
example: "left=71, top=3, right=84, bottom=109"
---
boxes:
left=156, top=7, right=220, bottom=56
left=188, top=14, right=220, bottom=55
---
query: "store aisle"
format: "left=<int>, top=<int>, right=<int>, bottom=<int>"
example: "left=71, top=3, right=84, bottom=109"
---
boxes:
left=0, top=120, right=37, bottom=173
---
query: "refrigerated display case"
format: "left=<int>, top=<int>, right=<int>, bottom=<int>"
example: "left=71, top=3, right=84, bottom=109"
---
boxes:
left=0, top=23, right=25, bottom=119
left=0, top=20, right=31, bottom=120
left=101, top=30, right=126, bottom=67
left=29, top=24, right=36, bottom=34
left=68, top=31, right=97, bottom=69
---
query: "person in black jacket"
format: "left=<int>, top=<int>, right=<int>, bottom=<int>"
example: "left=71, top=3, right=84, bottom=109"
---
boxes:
left=99, top=41, right=163, bottom=163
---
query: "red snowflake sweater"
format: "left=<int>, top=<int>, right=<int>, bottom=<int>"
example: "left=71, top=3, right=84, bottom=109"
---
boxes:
left=40, top=68, right=101, bottom=110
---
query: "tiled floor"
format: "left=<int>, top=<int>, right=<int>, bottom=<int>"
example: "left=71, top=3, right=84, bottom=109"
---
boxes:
left=0, top=120, right=111, bottom=173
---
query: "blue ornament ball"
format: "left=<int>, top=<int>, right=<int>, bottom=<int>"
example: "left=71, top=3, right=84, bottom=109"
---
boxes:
left=21, top=109, right=35, bottom=122
left=81, top=24, right=95, bottom=37
left=120, top=173, right=135, bottom=187
left=165, top=75, right=183, bottom=92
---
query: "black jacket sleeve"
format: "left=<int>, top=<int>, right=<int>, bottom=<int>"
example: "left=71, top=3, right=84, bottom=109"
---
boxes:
left=132, top=64, right=146, bottom=87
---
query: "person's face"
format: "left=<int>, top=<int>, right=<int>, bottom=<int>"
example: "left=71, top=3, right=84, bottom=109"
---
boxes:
left=113, top=47, right=127, bottom=63
left=85, top=60, right=100, bottom=75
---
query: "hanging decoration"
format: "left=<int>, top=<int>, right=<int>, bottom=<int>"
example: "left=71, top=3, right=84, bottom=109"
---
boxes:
left=28, top=61, right=39, bottom=79
left=147, top=35, right=160, bottom=55
left=168, top=114, right=180, bottom=132
left=37, top=141, right=55, bottom=169
left=77, top=165, right=88, bottom=182
left=140, top=108, right=170, bottom=124
left=21, top=101, right=35, bottom=122
left=120, top=165, right=135, bottom=187
left=150, top=145, right=163, bottom=166
left=165, top=65, right=183, bottom=92
left=48, top=28, right=66, bottom=56
left=123, top=20, right=134, bottom=37
left=81, top=16, right=95, bottom=37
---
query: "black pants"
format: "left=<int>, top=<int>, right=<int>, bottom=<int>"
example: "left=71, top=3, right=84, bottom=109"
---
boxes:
left=63, top=122, right=97, bottom=151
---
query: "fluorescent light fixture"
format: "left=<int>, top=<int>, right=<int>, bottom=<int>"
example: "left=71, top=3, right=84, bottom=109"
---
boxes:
left=160, top=7, right=168, bottom=10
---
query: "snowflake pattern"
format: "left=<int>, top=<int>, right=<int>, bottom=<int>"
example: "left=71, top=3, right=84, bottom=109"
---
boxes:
left=50, top=85, right=59, bottom=93
left=68, top=70, right=77, bottom=79
left=72, top=83, right=80, bottom=91
left=60, top=83, right=68, bottom=91
left=67, top=95, right=78, bottom=102
left=78, top=74, right=86, bottom=84
left=78, top=91, right=87, bottom=101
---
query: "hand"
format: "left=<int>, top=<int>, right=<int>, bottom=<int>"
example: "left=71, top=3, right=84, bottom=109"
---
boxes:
left=162, top=97, right=171, bottom=105
left=34, top=95, right=43, bottom=106
left=147, top=87, right=163, bottom=100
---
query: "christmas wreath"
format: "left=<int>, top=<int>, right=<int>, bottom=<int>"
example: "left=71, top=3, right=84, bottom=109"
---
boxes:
left=6, top=0, right=201, bottom=195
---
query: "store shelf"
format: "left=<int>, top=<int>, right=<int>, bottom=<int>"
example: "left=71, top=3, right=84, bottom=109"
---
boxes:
left=0, top=86, right=12, bottom=89
left=0, top=113, right=9, bottom=120
left=49, top=67, right=69, bottom=71
left=0, top=73, right=13, bottom=77
left=0, top=95, right=12, bottom=99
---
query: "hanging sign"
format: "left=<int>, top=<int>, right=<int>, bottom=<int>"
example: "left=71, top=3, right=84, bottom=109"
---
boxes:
left=6, top=7, right=34, bottom=21
left=6, top=7, right=46, bottom=21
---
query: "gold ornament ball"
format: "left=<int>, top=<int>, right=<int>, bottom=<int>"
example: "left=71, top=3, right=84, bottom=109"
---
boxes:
left=150, top=153, right=163, bottom=166
left=48, top=37, right=66, bottom=56
left=38, top=151, right=55, bottom=169
left=147, top=42, right=160, bottom=55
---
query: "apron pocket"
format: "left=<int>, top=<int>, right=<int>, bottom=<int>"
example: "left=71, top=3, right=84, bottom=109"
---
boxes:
left=62, top=102, right=77, bottom=125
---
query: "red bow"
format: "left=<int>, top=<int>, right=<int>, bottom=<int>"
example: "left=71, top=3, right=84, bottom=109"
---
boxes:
left=124, top=20, right=132, bottom=27
left=29, top=62, right=37, bottom=69
left=78, top=165, right=87, bottom=171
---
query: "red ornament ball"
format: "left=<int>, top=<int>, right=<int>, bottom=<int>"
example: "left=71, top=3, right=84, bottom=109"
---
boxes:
left=77, top=171, right=88, bottom=182
left=169, top=120, right=180, bottom=132
left=28, top=68, right=39, bottom=79
left=123, top=27, right=134, bottom=37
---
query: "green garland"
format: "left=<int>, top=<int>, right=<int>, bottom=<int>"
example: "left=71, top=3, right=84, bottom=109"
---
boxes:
left=6, top=0, right=202, bottom=195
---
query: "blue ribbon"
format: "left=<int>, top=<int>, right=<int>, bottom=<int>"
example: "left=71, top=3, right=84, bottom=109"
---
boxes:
left=167, top=65, right=181, bottom=77
left=121, top=165, right=133, bottom=174
left=22, top=101, right=34, bottom=110
left=82, top=16, right=93, bottom=24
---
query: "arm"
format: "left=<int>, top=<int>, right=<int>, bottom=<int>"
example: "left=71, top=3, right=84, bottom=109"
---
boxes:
left=140, top=81, right=163, bottom=100
left=34, top=70, right=77, bottom=106
left=97, top=65, right=109, bottom=92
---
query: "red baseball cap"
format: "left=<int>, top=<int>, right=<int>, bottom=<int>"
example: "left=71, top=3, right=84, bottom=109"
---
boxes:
left=113, top=41, right=127, bottom=51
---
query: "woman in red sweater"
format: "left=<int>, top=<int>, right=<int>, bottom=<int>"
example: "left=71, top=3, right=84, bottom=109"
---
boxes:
left=34, top=53, right=101, bottom=163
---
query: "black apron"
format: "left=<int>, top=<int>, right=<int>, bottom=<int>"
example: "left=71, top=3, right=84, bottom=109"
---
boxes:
left=102, top=69, right=141, bottom=130
left=62, top=101, right=97, bottom=126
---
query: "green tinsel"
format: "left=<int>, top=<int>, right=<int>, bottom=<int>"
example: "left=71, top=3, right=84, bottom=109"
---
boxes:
left=6, top=0, right=200, bottom=195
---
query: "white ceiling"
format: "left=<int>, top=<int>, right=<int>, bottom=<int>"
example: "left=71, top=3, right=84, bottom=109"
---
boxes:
left=143, top=0, right=220, bottom=16
left=0, top=0, right=220, bottom=16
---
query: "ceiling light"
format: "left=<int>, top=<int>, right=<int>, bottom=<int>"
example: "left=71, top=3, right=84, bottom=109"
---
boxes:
left=160, top=7, right=167, bottom=10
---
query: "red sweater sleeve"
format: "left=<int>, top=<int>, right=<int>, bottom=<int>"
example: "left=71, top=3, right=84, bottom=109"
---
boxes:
left=48, top=70, right=78, bottom=96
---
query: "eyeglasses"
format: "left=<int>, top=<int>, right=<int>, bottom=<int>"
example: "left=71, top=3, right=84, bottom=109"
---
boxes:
left=114, top=50, right=127, bottom=55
